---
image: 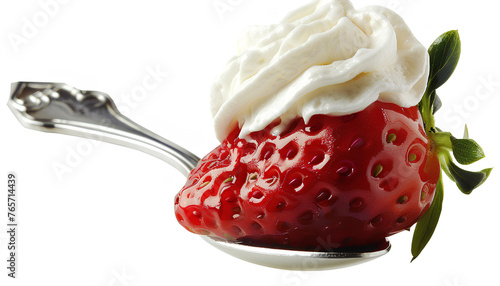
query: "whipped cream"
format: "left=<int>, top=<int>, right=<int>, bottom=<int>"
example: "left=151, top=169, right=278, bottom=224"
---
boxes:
left=210, top=0, right=429, bottom=141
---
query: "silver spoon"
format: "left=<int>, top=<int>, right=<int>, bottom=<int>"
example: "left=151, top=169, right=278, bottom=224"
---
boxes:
left=8, top=81, right=390, bottom=270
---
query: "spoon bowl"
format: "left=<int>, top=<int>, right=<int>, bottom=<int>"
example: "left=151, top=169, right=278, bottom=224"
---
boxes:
left=8, top=81, right=390, bottom=270
left=203, top=236, right=390, bottom=270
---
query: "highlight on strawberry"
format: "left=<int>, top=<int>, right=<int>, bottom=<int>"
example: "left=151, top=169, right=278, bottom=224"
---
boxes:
left=174, top=30, right=491, bottom=262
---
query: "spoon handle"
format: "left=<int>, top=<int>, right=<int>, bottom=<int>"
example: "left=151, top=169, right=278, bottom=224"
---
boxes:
left=8, top=82, right=200, bottom=176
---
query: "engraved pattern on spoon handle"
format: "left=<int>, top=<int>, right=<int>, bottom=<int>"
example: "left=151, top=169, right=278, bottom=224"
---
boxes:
left=8, top=82, right=200, bottom=176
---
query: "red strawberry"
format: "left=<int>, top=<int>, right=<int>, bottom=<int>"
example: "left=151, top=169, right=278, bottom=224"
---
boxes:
left=175, top=31, right=491, bottom=259
left=174, top=101, right=440, bottom=250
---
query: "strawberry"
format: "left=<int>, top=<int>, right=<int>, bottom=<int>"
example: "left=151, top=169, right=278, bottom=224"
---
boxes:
left=175, top=101, right=439, bottom=249
left=174, top=31, right=491, bottom=260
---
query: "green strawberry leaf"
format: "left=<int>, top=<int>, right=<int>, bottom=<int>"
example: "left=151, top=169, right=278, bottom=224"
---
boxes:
left=419, top=30, right=461, bottom=131
left=432, top=93, right=442, bottom=114
left=447, top=162, right=492, bottom=195
left=411, top=173, right=444, bottom=262
left=427, top=30, right=461, bottom=91
left=463, top=125, right=469, bottom=139
left=450, top=136, right=485, bottom=165
left=438, top=151, right=492, bottom=195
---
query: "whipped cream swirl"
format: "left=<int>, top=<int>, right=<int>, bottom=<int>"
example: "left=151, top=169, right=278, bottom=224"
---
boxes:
left=210, top=0, right=429, bottom=141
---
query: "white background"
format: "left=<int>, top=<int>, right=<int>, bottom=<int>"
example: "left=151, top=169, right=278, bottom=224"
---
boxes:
left=1, top=0, right=499, bottom=285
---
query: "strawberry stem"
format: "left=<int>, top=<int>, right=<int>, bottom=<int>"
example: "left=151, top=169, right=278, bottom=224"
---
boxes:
left=428, top=132, right=452, bottom=150
left=419, top=90, right=436, bottom=133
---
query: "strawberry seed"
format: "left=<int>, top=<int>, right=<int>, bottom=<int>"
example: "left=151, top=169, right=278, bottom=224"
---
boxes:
left=336, top=165, right=353, bottom=176
left=397, top=195, right=408, bottom=204
left=373, top=164, right=383, bottom=178
left=408, top=153, right=417, bottom=162
left=386, top=133, right=397, bottom=143
left=397, top=215, right=407, bottom=224
left=251, top=190, right=264, bottom=199
left=309, top=152, right=325, bottom=165
left=248, top=173, right=258, bottom=181
left=369, top=214, right=384, bottom=227
left=349, top=137, right=365, bottom=150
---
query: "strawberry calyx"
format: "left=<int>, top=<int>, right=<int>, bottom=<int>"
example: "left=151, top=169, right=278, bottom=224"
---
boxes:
left=412, top=30, right=492, bottom=261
